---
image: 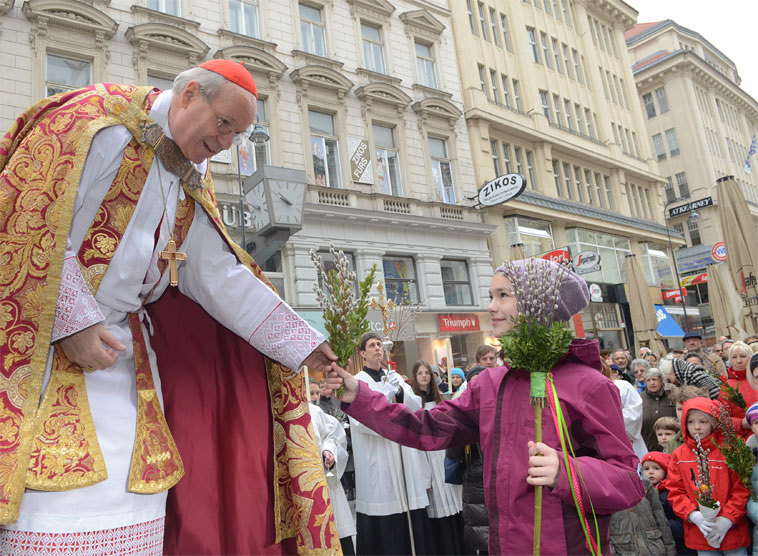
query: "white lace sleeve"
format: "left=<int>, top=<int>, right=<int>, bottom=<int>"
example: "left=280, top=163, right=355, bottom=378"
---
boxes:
left=51, top=256, right=105, bottom=342
left=247, top=302, right=326, bottom=372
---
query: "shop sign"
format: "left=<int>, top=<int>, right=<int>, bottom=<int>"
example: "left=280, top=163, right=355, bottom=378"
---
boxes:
left=589, top=284, right=603, bottom=302
left=540, top=247, right=571, bottom=265
left=572, top=250, right=601, bottom=275
left=711, top=242, right=727, bottom=262
left=477, top=173, right=526, bottom=206
left=367, top=310, right=415, bottom=342
left=663, top=288, right=687, bottom=302
left=348, top=137, right=373, bottom=184
left=680, top=273, right=708, bottom=287
left=438, top=314, right=480, bottom=332
left=668, top=197, right=713, bottom=218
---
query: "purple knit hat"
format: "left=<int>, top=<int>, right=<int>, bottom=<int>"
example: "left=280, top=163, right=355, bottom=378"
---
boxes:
left=495, top=258, right=590, bottom=322
left=746, top=402, right=758, bottom=426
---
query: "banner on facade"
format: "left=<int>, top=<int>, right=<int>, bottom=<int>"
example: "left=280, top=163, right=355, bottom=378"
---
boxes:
left=348, top=137, right=373, bottom=184
left=438, top=314, right=480, bottom=332
left=680, top=273, right=708, bottom=287
left=539, top=247, right=571, bottom=265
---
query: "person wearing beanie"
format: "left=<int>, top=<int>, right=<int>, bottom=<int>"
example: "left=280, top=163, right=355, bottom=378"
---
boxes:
left=0, top=60, right=340, bottom=553
left=745, top=401, right=758, bottom=554
left=327, top=259, right=644, bottom=555
left=450, top=367, right=466, bottom=393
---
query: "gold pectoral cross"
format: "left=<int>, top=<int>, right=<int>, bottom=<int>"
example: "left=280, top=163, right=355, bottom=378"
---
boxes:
left=159, top=236, right=186, bottom=287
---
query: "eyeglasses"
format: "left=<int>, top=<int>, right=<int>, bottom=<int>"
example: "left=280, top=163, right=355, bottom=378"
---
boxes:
left=199, top=88, right=247, bottom=143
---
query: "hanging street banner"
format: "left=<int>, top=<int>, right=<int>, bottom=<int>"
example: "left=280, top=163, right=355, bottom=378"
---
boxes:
left=348, top=137, right=373, bottom=184
left=572, top=250, right=602, bottom=275
left=477, top=173, right=526, bottom=206
left=668, top=196, right=713, bottom=218
left=680, top=272, right=708, bottom=287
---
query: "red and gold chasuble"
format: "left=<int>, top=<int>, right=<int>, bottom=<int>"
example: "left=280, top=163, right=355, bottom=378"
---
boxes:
left=0, top=84, right=338, bottom=553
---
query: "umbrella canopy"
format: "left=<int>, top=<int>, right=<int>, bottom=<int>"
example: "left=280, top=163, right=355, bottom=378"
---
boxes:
left=706, top=263, right=741, bottom=339
left=716, top=176, right=758, bottom=334
left=510, top=243, right=527, bottom=260
left=624, top=254, right=667, bottom=357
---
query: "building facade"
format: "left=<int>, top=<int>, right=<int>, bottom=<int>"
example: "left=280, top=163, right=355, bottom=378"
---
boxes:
left=447, top=0, right=681, bottom=352
left=0, top=0, right=498, bottom=372
left=626, top=19, right=758, bottom=338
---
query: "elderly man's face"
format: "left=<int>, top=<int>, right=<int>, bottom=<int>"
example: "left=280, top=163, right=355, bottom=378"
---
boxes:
left=712, top=344, right=723, bottom=357
left=170, top=80, right=257, bottom=164
left=684, top=337, right=702, bottom=351
left=612, top=351, right=628, bottom=368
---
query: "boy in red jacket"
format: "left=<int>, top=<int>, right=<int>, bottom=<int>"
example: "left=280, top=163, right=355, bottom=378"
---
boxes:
left=667, top=398, right=750, bottom=554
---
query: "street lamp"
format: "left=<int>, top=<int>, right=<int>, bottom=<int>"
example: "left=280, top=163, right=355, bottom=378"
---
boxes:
left=236, top=119, right=270, bottom=251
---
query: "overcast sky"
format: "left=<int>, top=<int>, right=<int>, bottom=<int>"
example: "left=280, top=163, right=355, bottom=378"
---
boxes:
left=629, top=0, right=758, bottom=102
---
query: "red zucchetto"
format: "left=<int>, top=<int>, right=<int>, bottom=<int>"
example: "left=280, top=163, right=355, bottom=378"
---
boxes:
left=198, top=59, right=258, bottom=98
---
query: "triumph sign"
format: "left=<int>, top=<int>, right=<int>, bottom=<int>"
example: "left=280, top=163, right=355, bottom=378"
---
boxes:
left=477, top=174, right=526, bottom=206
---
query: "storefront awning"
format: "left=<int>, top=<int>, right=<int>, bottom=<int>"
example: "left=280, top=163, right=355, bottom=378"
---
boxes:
left=654, top=305, right=685, bottom=337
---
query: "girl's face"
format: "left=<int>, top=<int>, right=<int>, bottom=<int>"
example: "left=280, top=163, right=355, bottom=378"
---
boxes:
left=415, top=366, right=432, bottom=387
left=641, top=461, right=665, bottom=486
left=730, top=349, right=750, bottom=372
left=686, top=409, right=713, bottom=439
left=451, top=375, right=463, bottom=387
left=488, top=273, right=519, bottom=335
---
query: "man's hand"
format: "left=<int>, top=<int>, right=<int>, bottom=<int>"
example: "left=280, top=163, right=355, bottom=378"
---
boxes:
left=325, top=364, right=359, bottom=404
left=322, top=450, right=335, bottom=469
left=526, top=441, right=560, bottom=488
left=302, top=342, right=338, bottom=373
left=58, top=323, right=126, bottom=370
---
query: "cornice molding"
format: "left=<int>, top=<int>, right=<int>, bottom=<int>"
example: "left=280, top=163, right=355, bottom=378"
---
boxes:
left=399, top=9, right=445, bottom=40
left=125, top=22, right=210, bottom=67
left=291, top=64, right=354, bottom=102
left=346, top=0, right=394, bottom=21
left=130, top=5, right=199, bottom=33
left=215, top=45, right=287, bottom=81
left=23, top=0, right=118, bottom=38
left=355, top=81, right=412, bottom=114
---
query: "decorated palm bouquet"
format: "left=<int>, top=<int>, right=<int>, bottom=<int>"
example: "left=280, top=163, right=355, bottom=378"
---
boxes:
left=310, top=245, right=376, bottom=395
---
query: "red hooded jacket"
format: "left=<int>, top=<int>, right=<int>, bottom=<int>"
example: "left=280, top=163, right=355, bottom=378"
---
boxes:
left=666, top=398, right=750, bottom=551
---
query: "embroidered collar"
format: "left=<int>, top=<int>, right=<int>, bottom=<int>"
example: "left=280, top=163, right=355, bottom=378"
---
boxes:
left=141, top=122, right=204, bottom=191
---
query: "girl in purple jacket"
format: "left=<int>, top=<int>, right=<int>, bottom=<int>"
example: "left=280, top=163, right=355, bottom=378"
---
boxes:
left=328, top=260, right=644, bottom=555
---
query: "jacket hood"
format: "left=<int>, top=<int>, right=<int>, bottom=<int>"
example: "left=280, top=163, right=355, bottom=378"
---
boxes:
left=681, top=397, right=720, bottom=447
left=563, top=338, right=601, bottom=371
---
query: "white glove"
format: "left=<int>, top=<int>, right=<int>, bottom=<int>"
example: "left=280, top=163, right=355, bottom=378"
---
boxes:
left=386, top=371, right=403, bottom=393
left=706, top=516, right=733, bottom=548
left=381, top=381, right=397, bottom=402
left=689, top=511, right=715, bottom=538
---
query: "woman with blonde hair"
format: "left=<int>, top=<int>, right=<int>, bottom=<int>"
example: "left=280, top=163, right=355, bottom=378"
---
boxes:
left=720, top=341, right=758, bottom=438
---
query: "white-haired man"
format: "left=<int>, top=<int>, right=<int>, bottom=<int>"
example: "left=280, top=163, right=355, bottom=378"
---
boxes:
left=0, top=61, right=337, bottom=554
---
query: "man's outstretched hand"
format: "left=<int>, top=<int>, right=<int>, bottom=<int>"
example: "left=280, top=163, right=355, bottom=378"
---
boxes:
left=325, top=364, right=359, bottom=404
left=302, top=342, right=338, bottom=373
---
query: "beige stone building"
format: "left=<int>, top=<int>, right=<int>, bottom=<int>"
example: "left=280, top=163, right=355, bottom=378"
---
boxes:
left=626, top=19, right=758, bottom=338
left=447, top=0, right=680, bottom=352
left=0, top=0, right=502, bottom=372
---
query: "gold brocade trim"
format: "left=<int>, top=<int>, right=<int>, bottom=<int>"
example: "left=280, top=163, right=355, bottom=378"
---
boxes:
left=26, top=346, right=107, bottom=491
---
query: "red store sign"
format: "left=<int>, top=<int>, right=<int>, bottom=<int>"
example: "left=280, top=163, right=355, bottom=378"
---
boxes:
left=439, top=314, right=480, bottom=332
left=540, top=248, right=571, bottom=264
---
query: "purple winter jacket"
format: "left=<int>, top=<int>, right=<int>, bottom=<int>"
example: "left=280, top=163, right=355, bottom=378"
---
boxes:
left=343, top=339, right=644, bottom=555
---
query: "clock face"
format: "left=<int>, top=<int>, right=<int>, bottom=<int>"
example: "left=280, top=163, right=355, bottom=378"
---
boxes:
left=270, top=181, right=304, bottom=226
left=248, top=183, right=270, bottom=231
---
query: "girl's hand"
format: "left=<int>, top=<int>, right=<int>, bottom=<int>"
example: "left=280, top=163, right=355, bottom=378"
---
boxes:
left=324, top=362, right=358, bottom=403
left=526, top=441, right=560, bottom=488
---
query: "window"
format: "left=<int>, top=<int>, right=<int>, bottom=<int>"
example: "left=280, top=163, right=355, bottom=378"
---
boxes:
left=606, top=71, right=616, bottom=103
left=652, top=134, right=666, bottom=161
left=147, top=74, right=175, bottom=91
left=552, top=160, right=563, bottom=196
left=46, top=54, right=90, bottom=96
left=514, top=146, right=524, bottom=176
left=585, top=108, right=594, bottom=138
left=490, top=69, right=501, bottom=103
left=429, top=137, right=455, bottom=204
left=604, top=176, right=614, bottom=209
left=584, top=169, right=594, bottom=205
left=552, top=38, right=562, bottom=72
left=501, top=75, right=512, bottom=108
left=643, top=93, right=656, bottom=118
left=309, top=110, right=341, bottom=188
left=572, top=49, right=583, bottom=83
left=526, top=150, right=537, bottom=189
left=374, top=124, right=402, bottom=196
left=527, top=28, right=540, bottom=63
left=565, top=228, right=631, bottom=284
left=574, top=104, right=584, bottom=134
left=688, top=218, right=701, bottom=246
left=543, top=0, right=552, bottom=16
left=300, top=3, right=326, bottom=57
left=238, top=98, right=270, bottom=176
left=675, top=172, right=690, bottom=197
left=640, top=243, right=674, bottom=289
left=504, top=216, right=554, bottom=257
left=561, top=0, right=570, bottom=24
left=564, top=99, right=573, bottom=130
left=563, top=162, right=574, bottom=199
left=502, top=142, right=512, bottom=172
left=467, top=0, right=477, bottom=34
left=656, top=87, right=669, bottom=113
left=229, top=0, right=259, bottom=38
left=148, top=0, right=180, bottom=16
left=600, top=66, right=609, bottom=99
left=490, top=8, right=499, bottom=45
left=664, top=176, right=675, bottom=203
left=478, top=64, right=488, bottom=96
left=541, top=32, right=551, bottom=68
left=441, top=260, right=473, bottom=305
left=540, top=90, right=552, bottom=123
left=594, top=172, right=606, bottom=208
left=562, top=44, right=572, bottom=78
left=513, top=80, right=523, bottom=112
left=317, top=249, right=356, bottom=293
left=553, top=94, right=562, bottom=126
left=361, top=23, right=386, bottom=74
left=478, top=2, right=489, bottom=40
left=665, top=128, right=680, bottom=156
left=552, top=0, right=561, bottom=21
left=415, top=42, right=437, bottom=89
left=383, top=256, right=419, bottom=304
left=491, top=139, right=501, bottom=176
left=573, top=165, right=584, bottom=202
left=500, top=15, right=513, bottom=51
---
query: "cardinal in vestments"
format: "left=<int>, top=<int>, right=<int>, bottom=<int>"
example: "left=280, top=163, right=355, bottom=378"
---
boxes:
left=0, top=60, right=340, bottom=554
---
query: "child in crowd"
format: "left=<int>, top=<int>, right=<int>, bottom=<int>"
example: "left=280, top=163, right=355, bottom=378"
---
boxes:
left=665, top=385, right=711, bottom=453
left=642, top=452, right=695, bottom=555
left=745, top=402, right=758, bottom=556
left=667, top=398, right=750, bottom=555
left=654, top=416, right=681, bottom=452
